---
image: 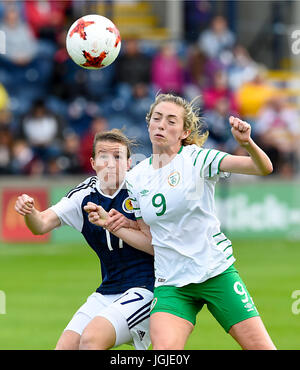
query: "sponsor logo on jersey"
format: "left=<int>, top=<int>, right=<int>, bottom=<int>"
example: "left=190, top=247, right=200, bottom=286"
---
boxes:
left=168, top=171, right=180, bottom=187
left=140, top=189, right=150, bottom=197
left=122, top=197, right=134, bottom=213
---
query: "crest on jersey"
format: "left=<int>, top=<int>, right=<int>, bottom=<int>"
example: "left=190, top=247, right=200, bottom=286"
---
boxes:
left=168, top=171, right=180, bottom=187
left=122, top=197, right=134, bottom=213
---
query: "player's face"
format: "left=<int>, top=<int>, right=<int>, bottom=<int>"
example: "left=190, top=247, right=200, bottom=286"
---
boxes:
left=148, top=102, right=190, bottom=152
left=90, top=141, right=130, bottom=190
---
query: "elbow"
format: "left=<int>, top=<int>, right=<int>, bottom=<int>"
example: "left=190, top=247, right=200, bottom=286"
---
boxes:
left=31, top=229, right=43, bottom=235
left=256, top=161, right=273, bottom=176
left=262, top=163, right=273, bottom=176
left=31, top=225, right=48, bottom=235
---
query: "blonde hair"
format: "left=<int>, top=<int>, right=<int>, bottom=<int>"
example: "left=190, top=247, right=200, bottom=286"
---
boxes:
left=146, top=93, right=208, bottom=147
left=92, top=129, right=136, bottom=159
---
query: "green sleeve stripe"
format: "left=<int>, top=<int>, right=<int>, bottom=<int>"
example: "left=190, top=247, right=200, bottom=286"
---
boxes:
left=126, top=180, right=133, bottom=188
left=133, top=207, right=140, bottom=210
left=212, top=232, right=222, bottom=238
left=127, top=189, right=133, bottom=194
left=135, top=216, right=143, bottom=220
left=223, top=245, right=232, bottom=252
left=190, top=149, right=197, bottom=157
left=193, top=149, right=203, bottom=166
left=200, top=149, right=212, bottom=177
left=217, top=153, right=230, bottom=174
left=129, top=197, right=137, bottom=201
left=216, top=238, right=228, bottom=245
left=208, top=151, right=221, bottom=177
left=226, top=253, right=234, bottom=260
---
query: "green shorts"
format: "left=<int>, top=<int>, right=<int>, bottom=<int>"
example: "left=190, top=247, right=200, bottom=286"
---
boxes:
left=150, top=265, right=259, bottom=332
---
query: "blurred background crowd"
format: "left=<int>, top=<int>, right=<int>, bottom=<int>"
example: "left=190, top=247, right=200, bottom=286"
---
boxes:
left=0, top=0, right=299, bottom=178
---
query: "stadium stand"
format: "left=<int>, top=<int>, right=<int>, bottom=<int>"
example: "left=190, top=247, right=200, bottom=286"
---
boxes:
left=0, top=0, right=299, bottom=177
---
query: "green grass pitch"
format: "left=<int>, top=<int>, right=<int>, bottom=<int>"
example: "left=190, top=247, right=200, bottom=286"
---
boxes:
left=0, top=238, right=299, bottom=349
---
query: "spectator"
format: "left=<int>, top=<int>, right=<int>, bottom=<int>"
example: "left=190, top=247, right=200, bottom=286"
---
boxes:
left=183, top=45, right=223, bottom=101
left=0, top=83, right=10, bottom=112
left=197, top=15, right=235, bottom=60
left=79, top=116, right=108, bottom=173
left=114, top=39, right=152, bottom=102
left=0, top=109, right=12, bottom=131
left=0, top=95, right=13, bottom=139
left=235, top=65, right=278, bottom=121
left=0, top=5, right=54, bottom=111
left=125, top=83, right=155, bottom=154
left=45, top=156, right=63, bottom=176
left=115, top=39, right=151, bottom=86
left=58, top=131, right=83, bottom=174
left=0, top=1, right=25, bottom=21
left=50, top=28, right=87, bottom=101
left=40, top=131, right=83, bottom=176
left=255, top=94, right=300, bottom=177
left=184, top=0, right=213, bottom=42
left=24, top=0, right=71, bottom=40
left=128, top=83, right=155, bottom=124
left=204, top=96, right=238, bottom=154
left=17, top=99, right=66, bottom=163
left=0, top=5, right=37, bottom=66
left=184, top=46, right=215, bottom=87
left=24, top=157, right=45, bottom=176
left=10, top=139, right=34, bottom=175
left=227, top=44, right=259, bottom=90
left=151, top=43, right=184, bottom=95
left=202, top=69, right=239, bottom=114
left=0, top=125, right=12, bottom=174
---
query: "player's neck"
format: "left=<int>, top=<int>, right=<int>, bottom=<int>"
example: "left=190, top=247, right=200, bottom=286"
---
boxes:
left=100, top=186, right=120, bottom=196
left=100, top=188, right=113, bottom=196
left=99, top=180, right=124, bottom=196
left=151, top=144, right=182, bottom=169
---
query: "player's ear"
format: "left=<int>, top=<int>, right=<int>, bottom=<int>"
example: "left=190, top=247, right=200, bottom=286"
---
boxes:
left=90, top=157, right=96, bottom=171
left=181, top=130, right=191, bottom=140
left=127, top=157, right=132, bottom=171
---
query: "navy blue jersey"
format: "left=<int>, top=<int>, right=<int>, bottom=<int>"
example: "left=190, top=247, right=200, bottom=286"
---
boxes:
left=50, top=176, right=154, bottom=294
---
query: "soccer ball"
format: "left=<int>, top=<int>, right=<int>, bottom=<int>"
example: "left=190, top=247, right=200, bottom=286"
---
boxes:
left=66, top=14, right=121, bottom=70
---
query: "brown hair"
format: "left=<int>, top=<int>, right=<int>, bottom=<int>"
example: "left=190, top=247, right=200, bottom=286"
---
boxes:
left=146, top=93, right=208, bottom=147
left=92, top=129, right=136, bottom=159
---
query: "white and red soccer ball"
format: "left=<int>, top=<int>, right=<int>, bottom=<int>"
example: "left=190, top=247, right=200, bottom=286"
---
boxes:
left=66, top=14, right=121, bottom=70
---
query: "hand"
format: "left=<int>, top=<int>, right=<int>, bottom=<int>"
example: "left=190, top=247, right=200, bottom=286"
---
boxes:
left=15, top=194, right=35, bottom=216
left=229, top=116, right=252, bottom=147
left=105, top=209, right=133, bottom=232
left=84, top=202, right=108, bottom=228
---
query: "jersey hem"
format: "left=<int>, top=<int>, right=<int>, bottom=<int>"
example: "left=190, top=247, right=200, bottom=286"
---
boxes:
left=154, top=259, right=235, bottom=288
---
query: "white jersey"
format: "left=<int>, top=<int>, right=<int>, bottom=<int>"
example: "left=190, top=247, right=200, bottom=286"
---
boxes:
left=126, top=144, right=235, bottom=288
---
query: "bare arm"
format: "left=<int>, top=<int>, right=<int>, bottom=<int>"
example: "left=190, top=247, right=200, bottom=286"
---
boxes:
left=219, top=116, right=273, bottom=176
left=113, top=218, right=153, bottom=256
left=15, top=194, right=60, bottom=235
left=84, top=202, right=154, bottom=256
left=105, top=208, right=140, bottom=231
